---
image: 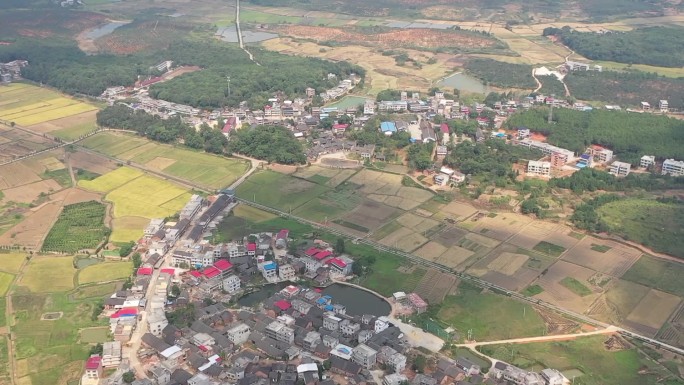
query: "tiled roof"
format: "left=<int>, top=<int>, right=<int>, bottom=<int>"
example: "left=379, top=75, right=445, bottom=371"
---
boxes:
left=203, top=267, right=221, bottom=279
left=214, top=259, right=233, bottom=271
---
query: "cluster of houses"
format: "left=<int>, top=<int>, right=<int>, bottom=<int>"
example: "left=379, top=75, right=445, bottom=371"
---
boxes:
left=315, top=74, right=361, bottom=103
left=489, top=362, right=565, bottom=385
left=0, top=60, right=28, bottom=83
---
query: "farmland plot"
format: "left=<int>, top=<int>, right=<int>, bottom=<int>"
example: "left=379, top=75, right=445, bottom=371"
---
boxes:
left=41, top=201, right=108, bottom=253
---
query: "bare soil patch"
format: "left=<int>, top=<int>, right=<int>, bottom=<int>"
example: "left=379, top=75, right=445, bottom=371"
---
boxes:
left=69, top=150, right=118, bottom=175
left=472, top=213, right=532, bottom=241
left=145, top=156, right=177, bottom=171
left=433, top=227, right=467, bottom=247
left=535, top=260, right=600, bottom=313
left=509, top=221, right=581, bottom=250
left=626, top=289, right=681, bottom=335
left=2, top=180, right=62, bottom=203
left=414, top=269, right=458, bottom=304
left=379, top=226, right=428, bottom=252
left=562, top=237, right=641, bottom=277
left=0, top=162, right=42, bottom=189
left=441, top=201, right=478, bottom=219
left=343, top=200, right=398, bottom=231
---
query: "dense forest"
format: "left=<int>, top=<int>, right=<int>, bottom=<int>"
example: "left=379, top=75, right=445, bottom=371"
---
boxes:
left=463, top=58, right=536, bottom=89
left=150, top=41, right=363, bottom=109
left=506, top=108, right=684, bottom=164
left=96, top=105, right=229, bottom=154
left=0, top=38, right=362, bottom=109
left=564, top=71, right=684, bottom=110
left=0, top=38, right=153, bottom=96
left=549, top=168, right=684, bottom=194
left=443, top=140, right=543, bottom=186
left=543, top=26, right=684, bottom=68
left=227, top=125, right=306, bottom=164
left=537, top=75, right=566, bottom=97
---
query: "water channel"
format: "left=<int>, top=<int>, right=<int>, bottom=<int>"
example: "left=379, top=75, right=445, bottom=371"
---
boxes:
left=84, top=21, right=129, bottom=40
left=238, top=282, right=391, bottom=317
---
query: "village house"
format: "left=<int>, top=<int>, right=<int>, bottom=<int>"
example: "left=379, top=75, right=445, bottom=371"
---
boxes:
left=351, top=344, right=377, bottom=369
left=662, top=158, right=684, bottom=177
left=527, top=161, right=551, bottom=177
left=227, top=323, right=251, bottom=345
left=640, top=155, right=655, bottom=169
left=609, top=161, right=631, bottom=177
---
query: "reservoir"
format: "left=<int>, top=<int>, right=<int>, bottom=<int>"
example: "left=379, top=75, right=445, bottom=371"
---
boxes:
left=437, top=72, right=491, bottom=94
left=237, top=282, right=391, bottom=317
left=84, top=21, right=129, bottom=40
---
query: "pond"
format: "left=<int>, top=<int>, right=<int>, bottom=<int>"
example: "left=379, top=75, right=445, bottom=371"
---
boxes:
left=216, top=26, right=278, bottom=43
left=437, top=72, right=491, bottom=94
left=321, top=283, right=390, bottom=317
left=237, top=282, right=391, bottom=317
left=84, top=21, right=129, bottom=40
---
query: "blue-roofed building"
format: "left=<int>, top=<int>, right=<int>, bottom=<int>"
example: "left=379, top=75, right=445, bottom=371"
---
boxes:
left=325, top=305, right=334, bottom=311
left=380, top=122, right=397, bottom=136
left=577, top=153, right=593, bottom=168
left=259, top=261, right=278, bottom=281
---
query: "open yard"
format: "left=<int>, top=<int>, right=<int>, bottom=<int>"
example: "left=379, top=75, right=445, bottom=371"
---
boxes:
left=19, top=256, right=75, bottom=292
left=0, top=83, right=97, bottom=126
left=437, top=281, right=546, bottom=341
left=80, top=132, right=249, bottom=189
left=478, top=335, right=680, bottom=385
left=78, top=262, right=132, bottom=284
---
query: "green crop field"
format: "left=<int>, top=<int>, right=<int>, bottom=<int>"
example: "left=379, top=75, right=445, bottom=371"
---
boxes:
left=437, top=281, right=546, bottom=341
left=0, top=252, right=27, bottom=273
left=41, top=201, right=108, bottom=253
left=110, top=216, right=149, bottom=243
left=359, top=254, right=426, bottom=297
left=622, top=255, right=684, bottom=297
left=478, top=335, right=681, bottom=385
left=12, top=291, right=106, bottom=385
left=19, top=256, right=75, bottom=293
left=72, top=282, right=119, bottom=300
left=78, top=262, right=132, bottom=285
left=561, top=277, right=592, bottom=297
left=80, top=132, right=249, bottom=188
left=598, top=199, right=684, bottom=259
left=236, top=171, right=329, bottom=212
left=520, top=284, right=544, bottom=296
left=533, top=241, right=567, bottom=257
left=52, top=121, right=98, bottom=141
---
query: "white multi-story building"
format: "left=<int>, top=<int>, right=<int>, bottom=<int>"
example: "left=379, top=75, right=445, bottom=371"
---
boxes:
left=527, top=161, right=551, bottom=177
left=279, top=264, right=296, bottom=281
left=265, top=321, right=295, bottom=343
left=364, top=100, right=376, bottom=115
left=662, top=158, right=684, bottom=177
left=610, top=161, right=631, bottom=177
left=592, top=148, right=613, bottom=163
left=101, top=341, right=122, bottom=368
left=659, top=100, right=669, bottom=113
left=640, top=155, right=655, bottom=169
left=323, top=315, right=342, bottom=331
left=223, top=275, right=241, bottom=293
left=226, top=323, right=251, bottom=345
left=374, top=316, right=390, bottom=333
left=351, top=344, right=377, bottom=369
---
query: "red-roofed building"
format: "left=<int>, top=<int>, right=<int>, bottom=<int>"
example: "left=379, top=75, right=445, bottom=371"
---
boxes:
left=274, top=300, right=292, bottom=312
left=440, top=123, right=449, bottom=134
left=313, top=250, right=332, bottom=261
left=222, top=117, right=240, bottom=136
left=189, top=270, right=202, bottom=278
left=247, top=243, right=257, bottom=256
left=214, top=259, right=233, bottom=273
left=110, top=308, right=138, bottom=319
left=408, top=293, right=428, bottom=314
left=160, top=268, right=175, bottom=276
left=332, top=124, right=349, bottom=135
left=304, top=247, right=320, bottom=257
left=203, top=267, right=221, bottom=279
left=84, top=355, right=103, bottom=379
left=275, top=229, right=289, bottom=249
left=137, top=267, right=153, bottom=276
left=327, top=257, right=353, bottom=275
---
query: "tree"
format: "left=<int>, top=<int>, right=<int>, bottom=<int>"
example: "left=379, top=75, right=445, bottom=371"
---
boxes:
left=89, top=343, right=103, bottom=356
left=119, top=241, right=135, bottom=257
left=122, top=371, right=135, bottom=384
left=334, top=238, right=345, bottom=254
left=131, top=253, right=142, bottom=268
left=412, top=355, right=427, bottom=372
left=170, top=284, right=181, bottom=298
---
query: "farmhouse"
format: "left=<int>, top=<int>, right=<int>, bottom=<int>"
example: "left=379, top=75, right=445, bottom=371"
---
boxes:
left=527, top=161, right=550, bottom=177
left=640, top=155, right=655, bottom=169
left=659, top=100, right=669, bottom=113
left=662, top=158, right=684, bottom=177
left=609, top=161, right=631, bottom=177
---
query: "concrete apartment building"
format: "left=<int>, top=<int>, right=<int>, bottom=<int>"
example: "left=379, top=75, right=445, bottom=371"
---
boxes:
left=662, top=158, right=684, bottom=177
left=265, top=321, right=295, bottom=344
left=351, top=344, right=377, bottom=369
left=527, top=161, right=551, bottom=177
left=226, top=323, right=251, bottom=345
left=550, top=152, right=568, bottom=169
left=640, top=155, right=655, bottom=169
left=609, top=161, right=631, bottom=177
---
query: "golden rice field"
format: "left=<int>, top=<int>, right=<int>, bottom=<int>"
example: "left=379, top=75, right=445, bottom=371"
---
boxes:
left=0, top=83, right=97, bottom=126
left=79, top=167, right=191, bottom=242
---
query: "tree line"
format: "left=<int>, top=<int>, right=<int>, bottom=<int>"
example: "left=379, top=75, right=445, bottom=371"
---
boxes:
left=543, top=26, right=684, bottom=68
left=505, top=107, right=684, bottom=165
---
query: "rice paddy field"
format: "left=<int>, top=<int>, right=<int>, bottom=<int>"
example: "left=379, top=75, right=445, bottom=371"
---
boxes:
left=79, top=166, right=191, bottom=242
left=0, top=83, right=97, bottom=127
left=80, top=132, right=249, bottom=189
left=18, top=256, right=75, bottom=293
left=78, top=261, right=132, bottom=284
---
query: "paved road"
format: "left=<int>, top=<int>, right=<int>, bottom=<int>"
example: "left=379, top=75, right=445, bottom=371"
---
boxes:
left=457, top=325, right=619, bottom=348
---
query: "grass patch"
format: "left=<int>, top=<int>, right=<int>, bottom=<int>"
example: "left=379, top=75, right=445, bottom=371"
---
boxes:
left=520, top=284, right=544, bottom=296
left=590, top=243, right=611, bottom=253
left=308, top=174, right=331, bottom=184
left=78, top=262, right=132, bottom=285
left=331, top=219, right=370, bottom=233
left=0, top=272, right=14, bottom=296
left=0, top=251, right=27, bottom=273
left=214, top=215, right=315, bottom=244
left=622, top=255, right=684, bottom=297
left=236, top=170, right=328, bottom=212
left=478, top=335, right=679, bottom=385
left=569, top=231, right=585, bottom=240
left=74, top=169, right=100, bottom=182
left=560, top=277, right=592, bottom=297
left=597, top=199, right=684, bottom=259
left=52, top=121, right=98, bottom=141
left=437, top=281, right=546, bottom=341
left=43, top=169, right=72, bottom=188
left=71, top=282, right=119, bottom=300
left=79, top=327, right=109, bottom=343
left=233, top=204, right=277, bottom=223
left=532, top=241, right=566, bottom=257
left=20, top=256, right=75, bottom=292
left=41, top=201, right=108, bottom=253
left=110, top=216, right=148, bottom=243
left=0, top=298, right=6, bottom=328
